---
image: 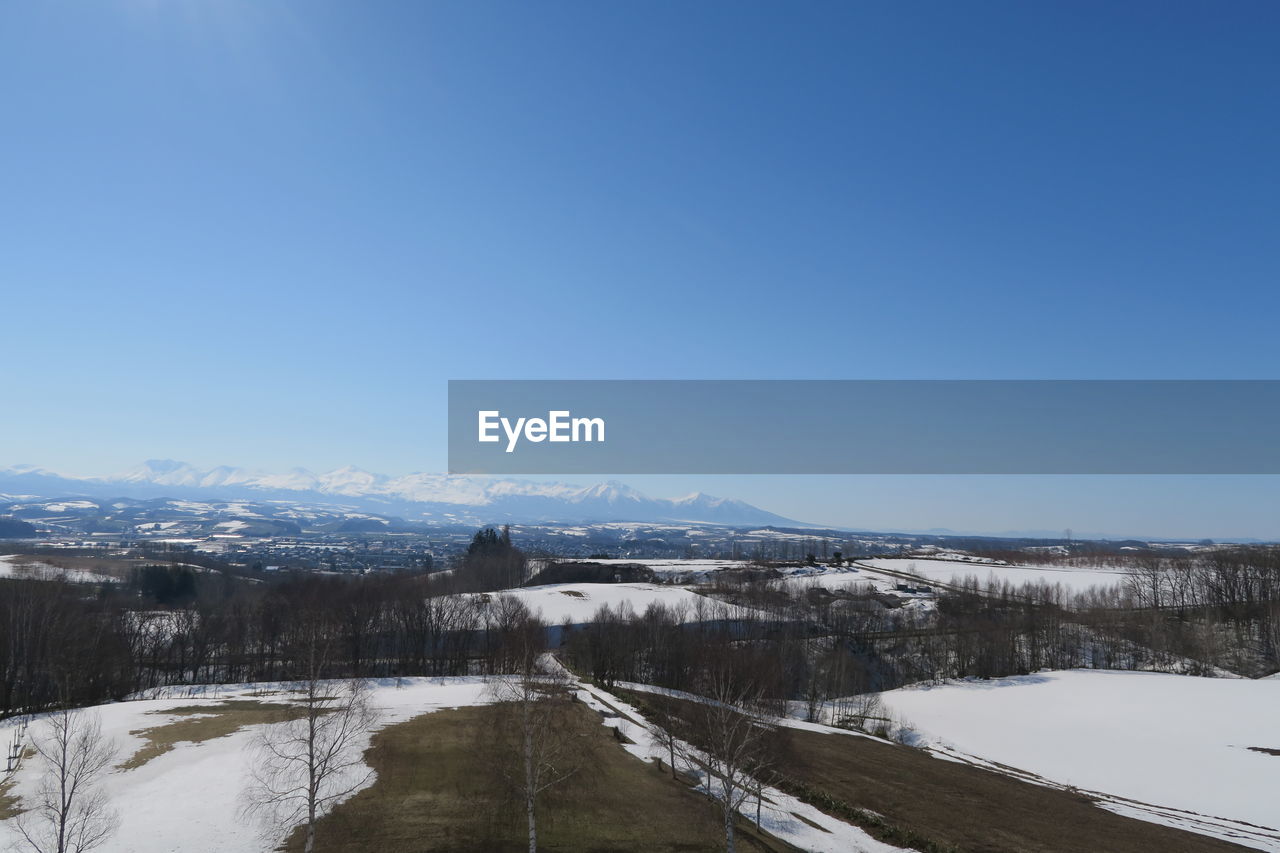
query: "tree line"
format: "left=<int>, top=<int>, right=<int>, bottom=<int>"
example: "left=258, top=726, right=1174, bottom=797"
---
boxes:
left=1, top=536, right=1276, bottom=725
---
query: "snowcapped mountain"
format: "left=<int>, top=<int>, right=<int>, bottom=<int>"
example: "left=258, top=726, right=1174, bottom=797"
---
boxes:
left=0, top=461, right=801, bottom=527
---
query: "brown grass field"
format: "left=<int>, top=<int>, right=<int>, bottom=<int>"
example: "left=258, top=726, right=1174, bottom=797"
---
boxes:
left=119, top=699, right=304, bottom=771
left=287, top=700, right=796, bottom=853
left=618, top=689, right=1252, bottom=853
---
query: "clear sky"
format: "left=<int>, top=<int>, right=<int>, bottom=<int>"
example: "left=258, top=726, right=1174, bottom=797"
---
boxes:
left=3, top=1, right=1278, bottom=538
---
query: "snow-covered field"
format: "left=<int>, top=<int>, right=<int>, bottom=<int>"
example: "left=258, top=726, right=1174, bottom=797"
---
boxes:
left=771, top=567, right=876, bottom=592
left=0, top=678, right=497, bottom=853
left=574, top=555, right=1121, bottom=602
left=857, top=557, right=1128, bottom=593
left=768, top=565, right=937, bottom=611
left=0, top=554, right=119, bottom=584
left=587, top=558, right=747, bottom=582
left=470, top=581, right=752, bottom=624
left=880, top=670, right=1280, bottom=850
left=3, top=667, right=1267, bottom=852
left=0, top=671, right=902, bottom=853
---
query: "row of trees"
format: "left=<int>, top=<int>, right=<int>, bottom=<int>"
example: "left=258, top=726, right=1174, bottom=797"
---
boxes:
left=6, top=544, right=1277, bottom=725
left=643, top=673, right=780, bottom=853
left=0, top=573, right=545, bottom=720
left=562, top=549, right=1280, bottom=720
left=4, top=591, right=563, bottom=853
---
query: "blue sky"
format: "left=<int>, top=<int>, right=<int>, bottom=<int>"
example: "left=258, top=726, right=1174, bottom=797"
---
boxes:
left=3, top=1, right=1278, bottom=537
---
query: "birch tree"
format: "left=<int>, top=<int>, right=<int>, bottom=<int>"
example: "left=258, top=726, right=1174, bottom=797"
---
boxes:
left=242, top=678, right=377, bottom=853
left=489, top=618, right=586, bottom=853
left=680, top=673, right=775, bottom=853
left=242, top=600, right=377, bottom=853
left=16, top=709, right=119, bottom=853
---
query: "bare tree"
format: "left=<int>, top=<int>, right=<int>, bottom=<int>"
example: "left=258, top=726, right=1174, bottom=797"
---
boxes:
left=679, top=673, right=776, bottom=853
left=241, top=678, right=379, bottom=853
left=488, top=621, right=587, bottom=853
left=647, top=701, right=683, bottom=779
left=1126, top=556, right=1167, bottom=610
left=834, top=690, right=887, bottom=733
left=15, top=709, right=119, bottom=853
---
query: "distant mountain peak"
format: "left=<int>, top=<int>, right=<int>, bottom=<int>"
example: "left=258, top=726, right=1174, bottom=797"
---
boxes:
left=0, top=461, right=805, bottom=527
left=576, top=481, right=646, bottom=503
left=114, top=459, right=207, bottom=486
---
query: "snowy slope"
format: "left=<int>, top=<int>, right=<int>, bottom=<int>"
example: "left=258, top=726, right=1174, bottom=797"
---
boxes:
left=0, top=554, right=119, bottom=584
left=770, top=565, right=937, bottom=609
left=880, top=670, right=1280, bottom=850
left=857, top=558, right=1129, bottom=592
left=0, top=673, right=902, bottom=853
left=570, top=676, right=908, bottom=853
left=468, top=582, right=751, bottom=624
left=587, top=558, right=748, bottom=582
left=0, top=678, right=497, bottom=853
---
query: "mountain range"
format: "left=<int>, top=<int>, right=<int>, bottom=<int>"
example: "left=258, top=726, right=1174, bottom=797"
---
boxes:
left=0, top=461, right=802, bottom=527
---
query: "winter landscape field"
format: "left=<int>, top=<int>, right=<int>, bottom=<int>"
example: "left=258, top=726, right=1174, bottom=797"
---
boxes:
left=7, top=1, right=1280, bottom=851
left=5, top=661, right=1276, bottom=853
left=0, top=529, right=1277, bottom=853
left=881, top=670, right=1280, bottom=850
